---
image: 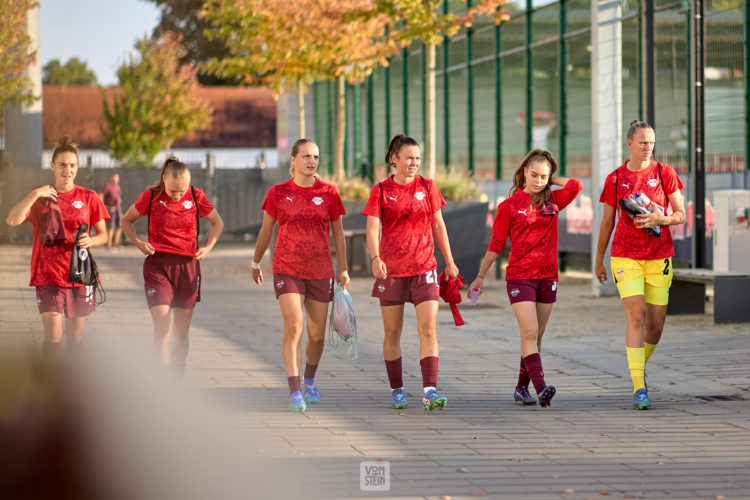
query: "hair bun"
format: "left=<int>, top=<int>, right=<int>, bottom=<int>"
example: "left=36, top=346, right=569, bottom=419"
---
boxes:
left=57, top=135, right=78, bottom=149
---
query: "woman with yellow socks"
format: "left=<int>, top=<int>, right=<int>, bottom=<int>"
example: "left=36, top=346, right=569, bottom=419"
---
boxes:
left=594, top=120, right=686, bottom=410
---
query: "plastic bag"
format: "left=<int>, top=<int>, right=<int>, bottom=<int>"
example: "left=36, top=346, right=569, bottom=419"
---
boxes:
left=328, top=284, right=358, bottom=360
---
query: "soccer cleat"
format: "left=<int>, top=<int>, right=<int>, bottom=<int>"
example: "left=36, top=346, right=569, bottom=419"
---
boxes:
left=633, top=388, right=651, bottom=410
left=537, top=385, right=556, bottom=408
left=289, top=390, right=306, bottom=412
left=423, top=389, right=447, bottom=411
left=391, top=387, right=408, bottom=409
left=303, top=384, right=320, bottom=404
left=514, top=386, right=537, bottom=405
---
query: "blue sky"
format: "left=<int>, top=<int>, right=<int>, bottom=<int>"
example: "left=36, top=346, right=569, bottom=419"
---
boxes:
left=41, top=0, right=161, bottom=86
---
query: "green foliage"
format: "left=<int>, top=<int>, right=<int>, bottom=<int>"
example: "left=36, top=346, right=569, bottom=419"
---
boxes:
left=101, top=33, right=212, bottom=167
left=0, top=0, right=38, bottom=108
left=329, top=176, right=373, bottom=200
left=42, top=57, right=98, bottom=86
left=433, top=169, right=481, bottom=201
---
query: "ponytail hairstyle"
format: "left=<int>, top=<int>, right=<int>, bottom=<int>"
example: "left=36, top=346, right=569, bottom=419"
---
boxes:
left=289, top=138, right=318, bottom=177
left=384, top=134, right=420, bottom=169
left=51, top=135, right=79, bottom=163
left=627, top=119, right=654, bottom=140
left=150, top=156, right=189, bottom=192
left=509, top=149, right=558, bottom=209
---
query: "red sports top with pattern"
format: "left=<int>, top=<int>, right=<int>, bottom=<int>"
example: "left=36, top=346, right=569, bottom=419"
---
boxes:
left=489, top=179, right=582, bottom=281
left=599, top=160, right=683, bottom=260
left=262, top=178, right=345, bottom=280
left=133, top=187, right=215, bottom=257
left=363, top=175, right=446, bottom=277
left=25, top=185, right=109, bottom=287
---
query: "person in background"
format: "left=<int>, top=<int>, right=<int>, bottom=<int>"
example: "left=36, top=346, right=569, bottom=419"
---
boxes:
left=100, top=173, right=123, bottom=249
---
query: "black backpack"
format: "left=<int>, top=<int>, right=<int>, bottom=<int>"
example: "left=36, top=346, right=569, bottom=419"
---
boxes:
left=68, top=224, right=105, bottom=305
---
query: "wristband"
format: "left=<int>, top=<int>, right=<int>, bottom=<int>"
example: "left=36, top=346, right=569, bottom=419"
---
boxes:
left=370, top=255, right=380, bottom=262
left=250, top=260, right=261, bottom=270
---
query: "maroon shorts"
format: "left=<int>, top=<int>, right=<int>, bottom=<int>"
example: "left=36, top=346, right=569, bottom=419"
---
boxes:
left=372, top=270, right=440, bottom=306
left=506, top=279, right=558, bottom=304
left=273, top=274, right=334, bottom=303
left=143, top=252, right=201, bottom=309
left=36, top=285, right=96, bottom=318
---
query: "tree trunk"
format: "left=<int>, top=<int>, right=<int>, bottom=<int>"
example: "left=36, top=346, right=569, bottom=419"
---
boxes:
left=297, top=80, right=306, bottom=138
left=425, top=43, right=436, bottom=179
left=333, top=74, right=346, bottom=182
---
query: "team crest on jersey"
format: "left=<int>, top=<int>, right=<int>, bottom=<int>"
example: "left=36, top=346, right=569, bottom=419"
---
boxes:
left=377, top=284, right=386, bottom=293
left=414, top=191, right=426, bottom=201
left=551, top=281, right=557, bottom=291
left=72, top=200, right=84, bottom=209
left=276, top=280, right=285, bottom=289
left=182, top=200, right=194, bottom=209
left=510, top=288, right=520, bottom=297
left=147, top=288, right=157, bottom=296
left=312, top=196, right=324, bottom=205
left=616, top=268, right=624, bottom=278
left=647, top=178, right=659, bottom=188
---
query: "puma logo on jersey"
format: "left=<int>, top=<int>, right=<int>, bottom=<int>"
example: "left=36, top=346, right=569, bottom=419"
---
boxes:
left=517, top=209, right=527, bottom=216
left=285, top=196, right=294, bottom=203
left=182, top=200, right=193, bottom=209
left=647, top=178, right=659, bottom=187
left=621, top=183, right=630, bottom=190
left=312, top=196, right=323, bottom=205
left=414, top=191, right=426, bottom=201
left=72, top=200, right=84, bottom=209
left=388, top=196, right=397, bottom=202
left=159, top=200, right=168, bottom=207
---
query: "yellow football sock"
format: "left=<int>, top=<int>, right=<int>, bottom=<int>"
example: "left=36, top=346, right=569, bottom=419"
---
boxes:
left=626, top=346, right=646, bottom=392
left=644, top=342, right=657, bottom=365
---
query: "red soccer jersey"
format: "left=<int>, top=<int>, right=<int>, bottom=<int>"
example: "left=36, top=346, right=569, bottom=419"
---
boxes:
left=262, top=178, right=345, bottom=280
left=363, top=175, right=446, bottom=277
left=489, top=178, right=582, bottom=281
left=134, top=187, right=215, bottom=257
left=599, top=161, right=684, bottom=260
left=25, top=185, right=109, bottom=287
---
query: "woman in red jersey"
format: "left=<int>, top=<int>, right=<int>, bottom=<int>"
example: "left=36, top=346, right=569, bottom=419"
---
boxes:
left=252, top=139, right=349, bottom=412
left=469, top=149, right=582, bottom=408
left=364, top=134, right=459, bottom=412
left=595, top=120, right=685, bottom=410
left=121, top=157, right=224, bottom=378
left=6, top=136, right=109, bottom=355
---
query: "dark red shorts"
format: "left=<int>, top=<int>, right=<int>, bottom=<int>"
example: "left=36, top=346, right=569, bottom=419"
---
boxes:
left=143, top=252, right=201, bottom=309
left=372, top=270, right=440, bottom=306
left=36, top=285, right=96, bottom=318
left=273, top=274, right=334, bottom=303
left=506, top=279, right=558, bottom=304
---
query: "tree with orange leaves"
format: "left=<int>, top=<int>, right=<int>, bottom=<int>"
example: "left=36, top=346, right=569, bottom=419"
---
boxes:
left=0, top=0, right=38, bottom=108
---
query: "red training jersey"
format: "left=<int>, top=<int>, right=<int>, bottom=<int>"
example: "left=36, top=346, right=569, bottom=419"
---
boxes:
left=133, top=187, right=215, bottom=257
left=25, top=185, right=109, bottom=287
left=363, top=175, right=446, bottom=277
left=262, top=178, right=345, bottom=280
left=489, top=178, right=582, bottom=281
left=599, top=161, right=683, bottom=260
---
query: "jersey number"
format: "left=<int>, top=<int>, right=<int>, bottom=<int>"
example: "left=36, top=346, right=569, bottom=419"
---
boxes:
left=425, top=270, right=438, bottom=284
left=663, top=258, right=670, bottom=276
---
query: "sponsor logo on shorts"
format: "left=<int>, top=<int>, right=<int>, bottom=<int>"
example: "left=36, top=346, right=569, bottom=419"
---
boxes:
left=551, top=281, right=557, bottom=291
left=182, top=200, right=193, bottom=209
left=276, top=280, right=285, bottom=289
left=616, top=268, right=624, bottom=278
left=312, top=196, right=324, bottom=205
left=647, top=178, right=659, bottom=188
left=36, top=298, right=41, bottom=305
left=414, top=191, right=426, bottom=201
left=510, top=288, right=520, bottom=297
left=72, top=200, right=84, bottom=209
left=147, top=288, right=157, bottom=296
left=377, top=284, right=386, bottom=293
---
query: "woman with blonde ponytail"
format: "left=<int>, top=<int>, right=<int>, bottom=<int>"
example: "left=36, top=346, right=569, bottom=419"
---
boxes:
left=5, top=136, right=109, bottom=356
left=468, top=149, right=582, bottom=408
left=121, top=157, right=224, bottom=378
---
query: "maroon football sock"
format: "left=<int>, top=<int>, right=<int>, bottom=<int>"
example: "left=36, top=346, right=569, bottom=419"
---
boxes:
left=420, top=356, right=439, bottom=388
left=522, top=353, right=547, bottom=394
left=384, top=357, right=403, bottom=389
left=516, top=356, right=531, bottom=388
left=304, top=362, right=318, bottom=380
left=287, top=376, right=301, bottom=395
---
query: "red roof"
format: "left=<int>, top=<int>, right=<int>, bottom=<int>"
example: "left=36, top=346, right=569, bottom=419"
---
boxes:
left=42, top=85, right=276, bottom=149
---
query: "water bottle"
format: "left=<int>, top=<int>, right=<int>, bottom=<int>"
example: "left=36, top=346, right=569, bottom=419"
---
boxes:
left=468, top=286, right=481, bottom=305
left=634, top=192, right=664, bottom=215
